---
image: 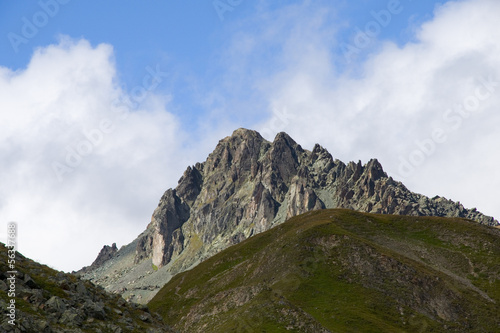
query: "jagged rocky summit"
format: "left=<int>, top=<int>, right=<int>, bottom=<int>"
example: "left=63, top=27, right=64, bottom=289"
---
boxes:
left=81, top=128, right=498, bottom=303
left=80, top=243, right=117, bottom=274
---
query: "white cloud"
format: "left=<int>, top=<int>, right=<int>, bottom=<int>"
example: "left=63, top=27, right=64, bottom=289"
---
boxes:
left=2, top=0, right=499, bottom=273
left=251, top=0, right=500, bottom=219
left=0, top=38, right=196, bottom=271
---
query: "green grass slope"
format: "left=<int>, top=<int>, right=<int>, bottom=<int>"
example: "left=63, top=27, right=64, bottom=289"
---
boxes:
left=149, top=209, right=500, bottom=332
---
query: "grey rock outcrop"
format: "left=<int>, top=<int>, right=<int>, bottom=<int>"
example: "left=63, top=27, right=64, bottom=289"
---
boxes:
left=0, top=243, right=175, bottom=333
left=79, top=243, right=118, bottom=274
left=81, top=128, right=498, bottom=303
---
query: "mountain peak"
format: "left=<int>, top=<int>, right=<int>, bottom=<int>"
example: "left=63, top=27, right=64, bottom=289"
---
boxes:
left=365, top=158, right=387, bottom=181
left=81, top=128, right=498, bottom=304
left=230, top=127, right=264, bottom=140
left=273, top=131, right=302, bottom=151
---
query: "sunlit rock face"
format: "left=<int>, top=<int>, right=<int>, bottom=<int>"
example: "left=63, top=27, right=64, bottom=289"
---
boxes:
left=81, top=128, right=498, bottom=303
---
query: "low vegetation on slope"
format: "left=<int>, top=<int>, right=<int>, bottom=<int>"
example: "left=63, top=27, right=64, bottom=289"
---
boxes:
left=149, top=209, right=500, bottom=332
left=0, top=243, right=174, bottom=332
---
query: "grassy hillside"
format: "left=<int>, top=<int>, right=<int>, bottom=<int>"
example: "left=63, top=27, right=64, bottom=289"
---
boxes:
left=0, top=243, right=174, bottom=332
left=149, top=209, right=500, bottom=332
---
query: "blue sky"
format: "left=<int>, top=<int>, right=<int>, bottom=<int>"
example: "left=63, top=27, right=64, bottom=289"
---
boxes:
left=1, top=1, right=441, bottom=69
left=0, top=0, right=445, bottom=128
left=1, top=0, right=499, bottom=271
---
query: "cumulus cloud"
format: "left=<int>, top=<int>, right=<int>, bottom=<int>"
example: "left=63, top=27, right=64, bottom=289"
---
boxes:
left=251, top=0, right=500, bottom=219
left=0, top=38, right=197, bottom=271
left=2, top=0, right=499, bottom=272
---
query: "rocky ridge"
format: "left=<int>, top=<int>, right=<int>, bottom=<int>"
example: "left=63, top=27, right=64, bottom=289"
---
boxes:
left=80, top=243, right=118, bottom=274
left=0, top=243, right=174, bottom=333
left=81, top=128, right=498, bottom=303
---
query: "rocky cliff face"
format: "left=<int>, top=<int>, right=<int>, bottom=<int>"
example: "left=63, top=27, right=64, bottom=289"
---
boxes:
left=81, top=128, right=498, bottom=303
left=80, top=243, right=118, bottom=273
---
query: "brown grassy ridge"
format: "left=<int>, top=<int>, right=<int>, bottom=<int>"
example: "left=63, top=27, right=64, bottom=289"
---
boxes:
left=149, top=209, right=500, bottom=332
